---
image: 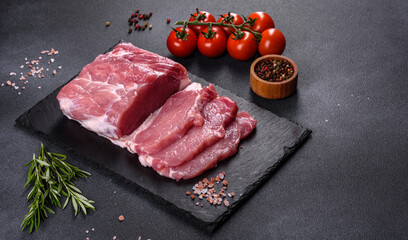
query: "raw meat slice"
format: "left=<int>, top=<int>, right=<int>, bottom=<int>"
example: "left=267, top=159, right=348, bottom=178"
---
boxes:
left=127, top=83, right=218, bottom=155
left=57, top=42, right=190, bottom=140
left=157, top=112, right=257, bottom=181
left=139, top=96, right=238, bottom=170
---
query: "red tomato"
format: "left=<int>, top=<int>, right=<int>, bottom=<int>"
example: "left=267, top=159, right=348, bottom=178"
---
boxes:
left=216, top=12, right=245, bottom=36
left=227, top=31, right=258, bottom=61
left=167, top=27, right=197, bottom=58
left=248, top=12, right=275, bottom=33
left=197, top=26, right=227, bottom=58
left=189, top=10, right=216, bottom=35
left=258, top=28, right=286, bottom=55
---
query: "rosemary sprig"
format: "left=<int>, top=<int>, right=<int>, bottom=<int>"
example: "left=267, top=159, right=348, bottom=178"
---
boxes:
left=21, top=143, right=95, bottom=233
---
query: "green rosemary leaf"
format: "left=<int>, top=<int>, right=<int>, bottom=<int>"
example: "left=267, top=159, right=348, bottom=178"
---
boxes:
left=50, top=152, right=67, bottom=161
left=62, top=196, right=70, bottom=209
left=61, top=189, right=68, bottom=197
left=81, top=199, right=96, bottom=210
left=68, top=184, right=82, bottom=194
left=77, top=200, right=87, bottom=215
left=27, top=186, right=36, bottom=201
left=36, top=159, right=50, bottom=167
left=22, top=143, right=96, bottom=233
left=72, top=198, right=78, bottom=216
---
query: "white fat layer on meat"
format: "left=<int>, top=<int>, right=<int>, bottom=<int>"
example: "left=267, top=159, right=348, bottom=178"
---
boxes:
left=80, top=114, right=119, bottom=139
left=58, top=97, right=75, bottom=119
left=59, top=96, right=119, bottom=139
left=138, top=155, right=152, bottom=167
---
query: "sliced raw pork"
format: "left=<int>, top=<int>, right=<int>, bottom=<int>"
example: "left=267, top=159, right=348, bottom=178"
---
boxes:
left=127, top=83, right=218, bottom=155
left=139, top=96, right=238, bottom=170
left=157, top=112, right=257, bottom=181
left=57, top=42, right=190, bottom=140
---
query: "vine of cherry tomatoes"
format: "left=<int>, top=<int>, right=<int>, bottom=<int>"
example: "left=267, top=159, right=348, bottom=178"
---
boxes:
left=167, top=10, right=286, bottom=60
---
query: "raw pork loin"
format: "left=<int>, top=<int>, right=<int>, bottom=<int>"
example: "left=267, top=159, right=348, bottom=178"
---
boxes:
left=57, top=43, right=190, bottom=140
left=157, top=112, right=257, bottom=180
left=126, top=83, right=218, bottom=155
left=57, top=42, right=257, bottom=181
left=139, top=96, right=238, bottom=171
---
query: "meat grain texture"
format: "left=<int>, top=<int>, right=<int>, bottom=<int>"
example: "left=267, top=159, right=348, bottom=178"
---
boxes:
left=57, top=42, right=256, bottom=180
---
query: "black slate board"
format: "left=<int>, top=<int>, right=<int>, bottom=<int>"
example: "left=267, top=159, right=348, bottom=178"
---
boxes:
left=15, top=43, right=311, bottom=232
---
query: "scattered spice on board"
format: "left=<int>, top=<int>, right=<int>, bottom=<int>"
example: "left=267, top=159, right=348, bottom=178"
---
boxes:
left=106, top=21, right=110, bottom=27
left=255, top=58, right=294, bottom=82
left=2, top=48, right=61, bottom=94
left=187, top=171, right=235, bottom=207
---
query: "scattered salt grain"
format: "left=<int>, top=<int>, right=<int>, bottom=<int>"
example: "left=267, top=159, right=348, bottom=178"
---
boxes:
left=86, top=230, right=89, bottom=233
left=53, top=70, right=57, bottom=75
left=138, top=236, right=142, bottom=240
left=92, top=228, right=95, bottom=231
left=20, top=65, right=24, bottom=69
left=10, top=72, right=16, bottom=76
left=58, top=66, right=62, bottom=69
left=38, top=86, right=41, bottom=89
left=50, top=58, right=55, bottom=63
left=1, top=83, right=4, bottom=87
left=113, top=236, right=117, bottom=240
left=223, top=199, right=230, bottom=207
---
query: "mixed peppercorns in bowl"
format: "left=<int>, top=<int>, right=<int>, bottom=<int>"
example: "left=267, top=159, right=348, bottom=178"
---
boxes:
left=250, top=55, right=298, bottom=99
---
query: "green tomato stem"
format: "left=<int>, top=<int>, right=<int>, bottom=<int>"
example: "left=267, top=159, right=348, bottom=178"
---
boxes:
left=174, top=20, right=262, bottom=41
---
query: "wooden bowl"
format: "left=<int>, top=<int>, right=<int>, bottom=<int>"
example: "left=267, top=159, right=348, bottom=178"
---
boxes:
left=250, top=55, right=298, bottom=99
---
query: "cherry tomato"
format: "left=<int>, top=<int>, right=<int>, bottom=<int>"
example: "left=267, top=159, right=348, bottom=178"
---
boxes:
left=227, top=31, right=258, bottom=61
left=189, top=10, right=216, bottom=35
left=258, top=28, right=286, bottom=55
left=248, top=12, right=275, bottom=33
left=167, top=27, right=197, bottom=58
left=197, top=26, right=227, bottom=58
left=216, top=12, right=245, bottom=37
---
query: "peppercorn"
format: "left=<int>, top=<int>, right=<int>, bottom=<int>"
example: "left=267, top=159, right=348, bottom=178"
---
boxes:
left=141, top=25, right=146, bottom=30
left=106, top=21, right=110, bottom=27
left=166, top=19, right=170, bottom=23
left=134, top=23, right=139, bottom=29
left=149, top=24, right=152, bottom=29
left=138, top=15, right=143, bottom=19
left=135, top=9, right=139, bottom=13
left=128, top=28, right=132, bottom=33
left=255, top=59, right=294, bottom=82
left=131, top=13, right=136, bottom=18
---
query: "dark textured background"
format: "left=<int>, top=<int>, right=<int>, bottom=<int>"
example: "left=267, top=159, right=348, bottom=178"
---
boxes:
left=1, top=0, right=407, bottom=239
